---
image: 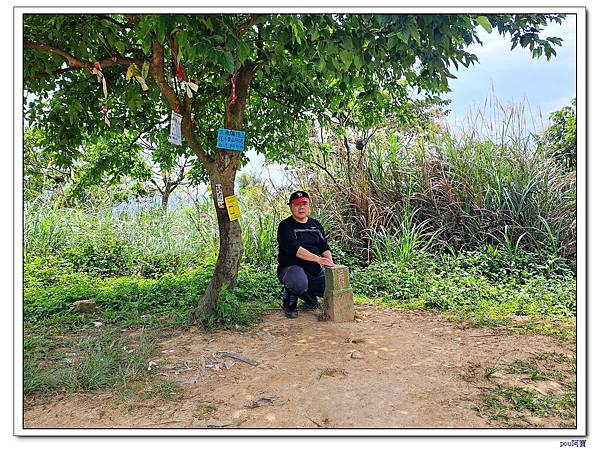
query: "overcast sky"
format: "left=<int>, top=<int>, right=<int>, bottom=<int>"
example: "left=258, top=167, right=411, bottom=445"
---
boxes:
left=443, top=14, right=576, bottom=133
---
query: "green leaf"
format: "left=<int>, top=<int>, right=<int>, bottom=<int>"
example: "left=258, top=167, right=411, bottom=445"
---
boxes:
left=156, top=19, right=166, bottom=43
left=475, top=16, right=493, bottom=33
left=409, top=24, right=420, bottom=42
left=397, top=31, right=410, bottom=44
left=115, top=41, right=125, bottom=55
left=142, top=61, right=149, bottom=79
left=177, top=31, right=188, bottom=50
left=221, top=51, right=235, bottom=74
left=142, top=37, right=151, bottom=55
left=340, top=49, right=353, bottom=70
left=353, top=54, right=363, bottom=69
left=238, top=40, right=252, bottom=61
left=386, top=35, right=397, bottom=50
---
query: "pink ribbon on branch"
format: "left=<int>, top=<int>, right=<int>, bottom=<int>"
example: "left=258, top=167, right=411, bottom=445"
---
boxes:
left=92, top=61, right=110, bottom=127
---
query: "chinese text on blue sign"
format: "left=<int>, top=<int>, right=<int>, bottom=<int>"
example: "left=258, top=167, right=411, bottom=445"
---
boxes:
left=217, top=128, right=245, bottom=151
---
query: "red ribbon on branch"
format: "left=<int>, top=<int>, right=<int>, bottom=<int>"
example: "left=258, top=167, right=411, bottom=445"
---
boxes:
left=103, top=103, right=110, bottom=127
left=172, top=54, right=184, bottom=82
left=230, top=73, right=238, bottom=106
left=92, top=61, right=110, bottom=127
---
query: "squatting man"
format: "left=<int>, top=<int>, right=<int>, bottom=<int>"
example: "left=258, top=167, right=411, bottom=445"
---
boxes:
left=276, top=190, right=335, bottom=318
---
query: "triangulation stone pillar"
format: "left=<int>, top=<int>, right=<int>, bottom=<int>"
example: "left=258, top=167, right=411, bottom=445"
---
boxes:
left=323, top=265, right=354, bottom=322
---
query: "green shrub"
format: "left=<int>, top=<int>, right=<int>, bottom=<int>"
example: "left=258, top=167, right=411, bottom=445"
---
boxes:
left=434, top=246, right=573, bottom=283
left=207, top=267, right=282, bottom=329
left=208, top=287, right=252, bottom=329
left=65, top=236, right=131, bottom=278
left=350, top=250, right=575, bottom=321
left=24, top=272, right=100, bottom=324
left=24, top=254, right=75, bottom=289
left=24, top=264, right=282, bottom=329
left=133, top=252, right=183, bottom=279
left=351, top=253, right=434, bottom=303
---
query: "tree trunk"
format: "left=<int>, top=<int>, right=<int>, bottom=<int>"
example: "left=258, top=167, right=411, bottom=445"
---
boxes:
left=160, top=190, right=170, bottom=212
left=193, top=171, right=243, bottom=322
left=193, top=65, right=254, bottom=322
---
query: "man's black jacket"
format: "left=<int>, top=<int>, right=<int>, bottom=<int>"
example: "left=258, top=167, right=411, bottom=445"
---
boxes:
left=277, top=216, right=331, bottom=276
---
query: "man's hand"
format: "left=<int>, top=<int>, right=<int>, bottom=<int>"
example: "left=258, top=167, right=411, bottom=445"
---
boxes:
left=296, top=246, right=335, bottom=266
left=318, top=256, right=335, bottom=267
left=321, top=250, right=334, bottom=266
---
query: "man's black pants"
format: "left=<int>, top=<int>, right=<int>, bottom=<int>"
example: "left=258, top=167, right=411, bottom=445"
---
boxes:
left=277, top=265, right=325, bottom=312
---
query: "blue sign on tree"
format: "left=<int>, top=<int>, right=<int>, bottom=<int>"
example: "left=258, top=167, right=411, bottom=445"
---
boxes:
left=217, top=128, right=246, bottom=151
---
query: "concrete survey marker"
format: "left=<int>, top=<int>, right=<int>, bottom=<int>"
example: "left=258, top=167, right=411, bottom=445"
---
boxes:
left=323, top=265, right=354, bottom=322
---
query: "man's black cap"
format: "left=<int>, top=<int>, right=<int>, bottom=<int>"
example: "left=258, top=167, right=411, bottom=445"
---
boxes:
left=288, top=190, right=310, bottom=205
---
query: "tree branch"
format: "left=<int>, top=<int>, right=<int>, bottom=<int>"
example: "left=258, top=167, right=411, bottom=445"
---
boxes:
left=166, top=36, right=193, bottom=123
left=295, top=153, right=346, bottom=196
left=149, top=41, right=215, bottom=171
left=177, top=157, right=189, bottom=182
left=235, top=14, right=260, bottom=37
left=94, top=14, right=131, bottom=30
left=168, top=180, right=180, bottom=194
left=149, top=178, right=164, bottom=194
left=254, top=24, right=270, bottom=68
left=25, top=41, right=144, bottom=72
left=25, top=42, right=82, bottom=67
left=125, top=117, right=170, bottom=157
left=34, top=67, right=78, bottom=79
left=251, top=86, right=308, bottom=118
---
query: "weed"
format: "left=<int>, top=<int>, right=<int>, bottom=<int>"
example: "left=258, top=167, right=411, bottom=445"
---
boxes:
left=193, top=401, right=219, bottom=418
left=141, top=381, right=182, bottom=400
left=463, top=362, right=482, bottom=381
left=466, top=353, right=576, bottom=428
left=484, top=366, right=498, bottom=379
left=505, top=359, right=545, bottom=381
left=512, top=319, right=575, bottom=342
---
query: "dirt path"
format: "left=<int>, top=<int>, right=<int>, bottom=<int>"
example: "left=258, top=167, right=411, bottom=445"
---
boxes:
left=24, top=305, right=574, bottom=429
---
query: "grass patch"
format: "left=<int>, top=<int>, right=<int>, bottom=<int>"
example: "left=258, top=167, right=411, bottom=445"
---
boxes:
left=24, top=326, right=158, bottom=399
left=139, top=381, right=183, bottom=400
left=351, top=252, right=575, bottom=338
left=480, top=386, right=575, bottom=419
left=23, top=247, right=575, bottom=399
left=466, top=352, right=576, bottom=428
left=511, top=318, right=575, bottom=342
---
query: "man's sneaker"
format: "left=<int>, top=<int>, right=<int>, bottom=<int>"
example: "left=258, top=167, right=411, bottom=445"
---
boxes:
left=284, top=310, right=298, bottom=319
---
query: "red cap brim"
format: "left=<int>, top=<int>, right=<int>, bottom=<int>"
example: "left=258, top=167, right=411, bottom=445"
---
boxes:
left=291, top=197, right=309, bottom=206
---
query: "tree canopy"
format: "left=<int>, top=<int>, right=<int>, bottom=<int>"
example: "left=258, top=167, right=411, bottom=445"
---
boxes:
left=539, top=99, right=576, bottom=171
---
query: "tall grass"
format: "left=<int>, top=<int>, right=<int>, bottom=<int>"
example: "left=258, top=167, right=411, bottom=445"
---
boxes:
left=365, top=209, right=440, bottom=264
left=303, top=97, right=576, bottom=263
left=24, top=184, right=287, bottom=276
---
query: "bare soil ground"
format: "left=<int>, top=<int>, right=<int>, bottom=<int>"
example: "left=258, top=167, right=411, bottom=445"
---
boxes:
left=24, top=305, right=575, bottom=429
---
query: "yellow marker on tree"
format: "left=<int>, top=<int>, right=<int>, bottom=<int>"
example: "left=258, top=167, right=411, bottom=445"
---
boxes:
left=225, top=195, right=241, bottom=221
